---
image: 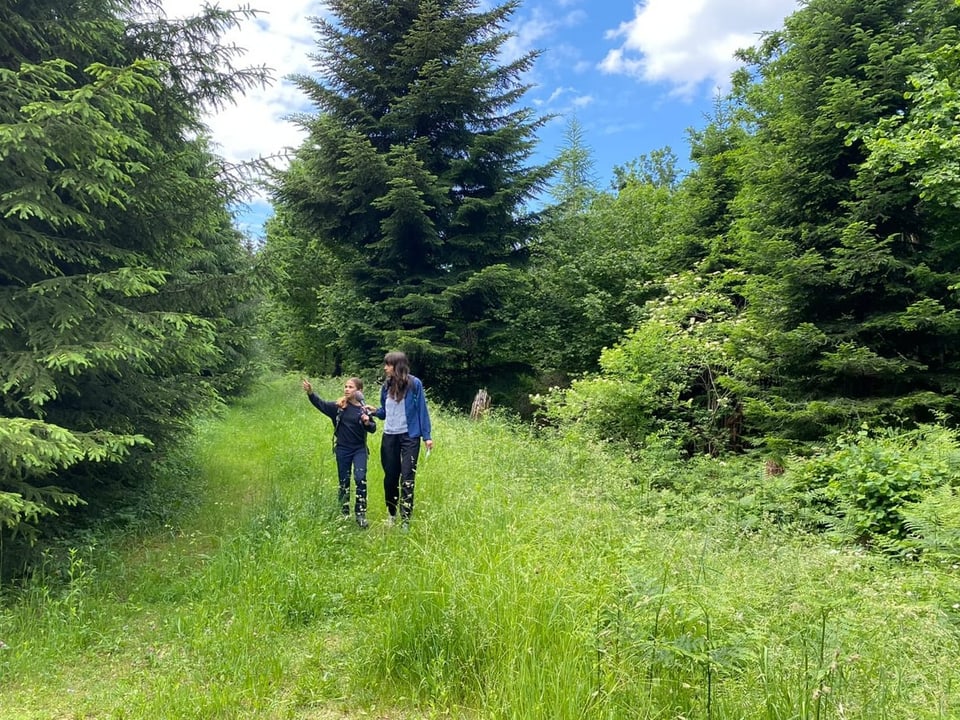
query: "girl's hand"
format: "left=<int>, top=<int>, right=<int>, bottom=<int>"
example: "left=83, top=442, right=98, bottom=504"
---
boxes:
left=302, top=379, right=312, bottom=393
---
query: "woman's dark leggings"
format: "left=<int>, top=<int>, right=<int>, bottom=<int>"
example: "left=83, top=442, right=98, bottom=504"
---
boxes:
left=380, top=432, right=421, bottom=520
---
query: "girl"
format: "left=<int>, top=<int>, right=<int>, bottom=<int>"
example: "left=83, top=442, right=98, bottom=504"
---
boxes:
left=303, top=377, right=376, bottom=528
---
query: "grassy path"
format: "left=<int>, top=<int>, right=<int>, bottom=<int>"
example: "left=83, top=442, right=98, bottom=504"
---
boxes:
left=1, top=375, right=958, bottom=718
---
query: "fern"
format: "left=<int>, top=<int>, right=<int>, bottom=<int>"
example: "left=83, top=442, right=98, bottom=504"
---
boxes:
left=896, top=487, right=960, bottom=563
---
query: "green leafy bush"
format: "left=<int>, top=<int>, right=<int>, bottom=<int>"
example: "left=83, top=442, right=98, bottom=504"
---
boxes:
left=535, top=271, right=753, bottom=455
left=791, top=424, right=960, bottom=549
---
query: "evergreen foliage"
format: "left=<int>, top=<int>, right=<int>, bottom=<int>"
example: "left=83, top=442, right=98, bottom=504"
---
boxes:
left=267, top=0, right=552, bottom=394
left=680, top=99, right=749, bottom=271
left=536, top=0, right=960, bottom=455
left=522, top=146, right=686, bottom=383
left=0, top=0, right=266, bottom=545
left=727, top=0, right=960, bottom=442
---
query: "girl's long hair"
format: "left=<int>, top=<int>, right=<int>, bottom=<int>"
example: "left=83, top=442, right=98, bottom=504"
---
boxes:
left=384, top=351, right=410, bottom=401
left=336, top=377, right=364, bottom=409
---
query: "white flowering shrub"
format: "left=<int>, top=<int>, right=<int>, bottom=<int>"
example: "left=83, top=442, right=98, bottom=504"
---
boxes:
left=535, top=271, right=755, bottom=455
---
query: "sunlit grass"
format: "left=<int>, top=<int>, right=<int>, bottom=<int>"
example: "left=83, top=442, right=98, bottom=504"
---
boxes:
left=0, top=374, right=957, bottom=719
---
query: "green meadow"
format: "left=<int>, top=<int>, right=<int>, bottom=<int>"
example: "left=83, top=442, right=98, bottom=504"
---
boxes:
left=1, top=375, right=957, bottom=719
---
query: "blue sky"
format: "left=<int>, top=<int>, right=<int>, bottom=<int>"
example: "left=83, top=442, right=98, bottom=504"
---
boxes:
left=519, top=0, right=801, bottom=178
left=161, top=0, right=802, bottom=237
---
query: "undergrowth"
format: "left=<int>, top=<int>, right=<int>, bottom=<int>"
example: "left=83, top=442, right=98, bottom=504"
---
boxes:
left=0, top=374, right=957, bottom=718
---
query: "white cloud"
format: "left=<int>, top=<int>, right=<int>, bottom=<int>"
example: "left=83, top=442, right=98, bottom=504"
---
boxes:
left=599, top=0, right=799, bottom=95
left=158, top=2, right=322, bottom=166
left=501, top=7, right=586, bottom=64
left=537, top=84, right=592, bottom=115
left=572, top=59, right=593, bottom=74
left=501, top=9, right=561, bottom=64
left=546, top=86, right=575, bottom=104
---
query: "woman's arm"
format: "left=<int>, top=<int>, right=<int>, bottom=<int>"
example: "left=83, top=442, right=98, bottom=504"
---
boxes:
left=370, top=384, right=387, bottom=419
left=415, top=378, right=433, bottom=445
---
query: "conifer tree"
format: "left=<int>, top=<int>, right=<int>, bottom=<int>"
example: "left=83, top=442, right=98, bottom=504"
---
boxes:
left=537, top=0, right=960, bottom=454
left=270, top=0, right=552, bottom=392
left=726, top=0, right=960, bottom=441
left=0, top=0, right=266, bottom=543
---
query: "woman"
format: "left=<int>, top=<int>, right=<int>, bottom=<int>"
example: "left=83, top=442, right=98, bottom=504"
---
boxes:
left=370, top=351, right=433, bottom=529
left=303, top=376, right=376, bottom=528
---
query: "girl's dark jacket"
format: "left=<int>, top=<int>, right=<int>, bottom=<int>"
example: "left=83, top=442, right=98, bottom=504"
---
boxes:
left=307, top=394, right=376, bottom=452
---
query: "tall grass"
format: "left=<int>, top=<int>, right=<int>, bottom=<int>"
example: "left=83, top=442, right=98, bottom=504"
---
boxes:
left=0, top=374, right=957, bottom=718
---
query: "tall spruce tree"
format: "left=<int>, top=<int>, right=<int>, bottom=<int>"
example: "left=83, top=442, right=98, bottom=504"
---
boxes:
left=725, top=0, right=960, bottom=441
left=270, top=0, right=552, bottom=393
left=0, top=0, right=266, bottom=546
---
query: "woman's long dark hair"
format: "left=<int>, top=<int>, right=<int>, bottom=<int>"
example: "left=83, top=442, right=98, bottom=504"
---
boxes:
left=384, top=351, right=410, bottom=401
